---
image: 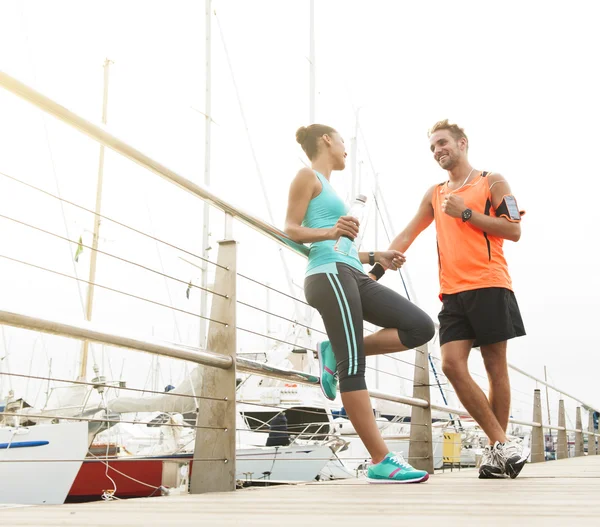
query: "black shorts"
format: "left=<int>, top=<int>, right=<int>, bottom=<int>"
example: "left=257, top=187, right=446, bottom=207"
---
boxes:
left=438, top=287, right=525, bottom=348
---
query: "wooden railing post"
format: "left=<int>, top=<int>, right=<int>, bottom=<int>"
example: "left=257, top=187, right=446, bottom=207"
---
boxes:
left=588, top=411, right=597, bottom=456
left=190, top=238, right=237, bottom=493
left=575, top=407, right=584, bottom=457
left=408, top=344, right=434, bottom=473
left=557, top=399, right=568, bottom=460
left=531, top=389, right=545, bottom=463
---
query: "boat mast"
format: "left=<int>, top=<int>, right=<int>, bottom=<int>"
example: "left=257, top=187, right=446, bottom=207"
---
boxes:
left=79, top=58, right=112, bottom=380
left=199, top=0, right=212, bottom=348
left=309, top=0, right=315, bottom=123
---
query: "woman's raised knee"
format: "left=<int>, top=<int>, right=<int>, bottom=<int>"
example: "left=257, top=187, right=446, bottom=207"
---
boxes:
left=399, top=316, right=435, bottom=349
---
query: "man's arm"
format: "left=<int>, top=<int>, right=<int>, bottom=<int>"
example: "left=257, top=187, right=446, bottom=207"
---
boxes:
left=358, top=250, right=406, bottom=269
left=388, top=185, right=436, bottom=253
left=441, top=173, right=521, bottom=242
left=368, top=186, right=436, bottom=279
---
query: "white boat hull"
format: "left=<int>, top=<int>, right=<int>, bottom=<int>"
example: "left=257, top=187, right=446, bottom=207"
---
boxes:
left=236, top=444, right=333, bottom=482
left=0, top=421, right=89, bottom=505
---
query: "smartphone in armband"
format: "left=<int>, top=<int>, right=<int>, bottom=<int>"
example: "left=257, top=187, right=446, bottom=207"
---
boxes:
left=496, top=195, right=524, bottom=222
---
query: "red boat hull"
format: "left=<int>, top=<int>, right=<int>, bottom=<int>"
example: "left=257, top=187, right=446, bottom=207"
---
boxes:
left=67, top=459, right=164, bottom=502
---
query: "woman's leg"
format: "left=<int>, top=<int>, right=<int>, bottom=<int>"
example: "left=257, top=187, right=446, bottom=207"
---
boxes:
left=359, top=275, right=435, bottom=356
left=305, top=265, right=388, bottom=463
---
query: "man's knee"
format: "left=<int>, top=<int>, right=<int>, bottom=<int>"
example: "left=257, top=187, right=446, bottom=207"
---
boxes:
left=481, top=344, right=509, bottom=379
left=442, top=356, right=468, bottom=382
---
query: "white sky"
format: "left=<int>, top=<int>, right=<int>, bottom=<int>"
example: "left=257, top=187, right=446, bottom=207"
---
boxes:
left=0, top=0, right=598, bottom=421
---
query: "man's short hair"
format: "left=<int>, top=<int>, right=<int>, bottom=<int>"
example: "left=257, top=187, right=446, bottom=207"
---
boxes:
left=428, top=119, right=468, bottom=148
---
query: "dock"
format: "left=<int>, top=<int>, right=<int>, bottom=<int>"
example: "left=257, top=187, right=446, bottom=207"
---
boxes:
left=2, top=456, right=599, bottom=526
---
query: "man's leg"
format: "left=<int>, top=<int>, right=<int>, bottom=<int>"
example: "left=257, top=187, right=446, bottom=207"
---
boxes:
left=480, top=340, right=510, bottom=436
left=441, top=339, right=507, bottom=444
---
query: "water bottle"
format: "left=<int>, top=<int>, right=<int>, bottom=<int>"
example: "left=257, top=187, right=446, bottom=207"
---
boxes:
left=334, top=194, right=367, bottom=255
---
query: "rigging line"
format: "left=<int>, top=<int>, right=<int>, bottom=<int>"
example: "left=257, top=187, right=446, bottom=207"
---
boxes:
left=87, top=452, right=161, bottom=491
left=144, top=198, right=183, bottom=342
left=0, top=411, right=226, bottom=431
left=374, top=354, right=423, bottom=370
left=0, top=457, right=226, bottom=464
left=0, top=213, right=227, bottom=298
left=237, top=301, right=326, bottom=336
left=0, top=170, right=227, bottom=271
left=237, top=273, right=309, bottom=306
left=214, top=10, right=302, bottom=322
left=0, top=254, right=228, bottom=326
left=17, top=4, right=87, bottom=319
left=236, top=326, right=317, bottom=353
left=353, top=121, right=452, bottom=425
left=349, top=118, right=414, bottom=300
left=365, top=366, right=413, bottom=384
left=0, top=371, right=225, bottom=402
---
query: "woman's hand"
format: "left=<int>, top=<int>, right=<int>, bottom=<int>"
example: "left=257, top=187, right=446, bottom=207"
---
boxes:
left=328, top=216, right=360, bottom=240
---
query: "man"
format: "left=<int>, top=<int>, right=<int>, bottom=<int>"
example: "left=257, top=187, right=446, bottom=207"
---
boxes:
left=368, top=119, right=528, bottom=479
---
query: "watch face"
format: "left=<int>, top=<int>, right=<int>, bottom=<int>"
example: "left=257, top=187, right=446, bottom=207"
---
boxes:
left=462, top=209, right=472, bottom=221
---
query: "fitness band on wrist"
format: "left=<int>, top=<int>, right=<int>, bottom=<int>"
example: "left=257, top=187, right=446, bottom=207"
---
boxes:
left=369, top=263, right=385, bottom=281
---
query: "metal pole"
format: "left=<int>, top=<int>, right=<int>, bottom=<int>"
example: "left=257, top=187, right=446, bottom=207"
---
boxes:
left=309, top=0, right=315, bottom=123
left=0, top=309, right=232, bottom=369
left=544, top=365, right=551, bottom=426
left=350, top=110, right=359, bottom=200
left=79, top=58, right=112, bottom=380
left=199, top=0, right=212, bottom=349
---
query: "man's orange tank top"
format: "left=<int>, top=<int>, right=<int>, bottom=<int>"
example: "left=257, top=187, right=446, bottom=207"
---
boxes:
left=431, top=171, right=512, bottom=297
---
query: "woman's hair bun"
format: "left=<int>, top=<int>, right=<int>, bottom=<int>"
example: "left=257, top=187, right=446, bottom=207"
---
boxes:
left=296, top=126, right=308, bottom=145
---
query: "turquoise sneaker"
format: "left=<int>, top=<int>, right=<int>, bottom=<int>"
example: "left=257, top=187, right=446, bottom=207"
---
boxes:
left=316, top=341, right=337, bottom=401
left=367, top=452, right=430, bottom=484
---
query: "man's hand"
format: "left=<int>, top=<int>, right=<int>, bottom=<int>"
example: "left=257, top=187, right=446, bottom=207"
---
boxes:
left=378, top=250, right=406, bottom=270
left=442, top=194, right=467, bottom=218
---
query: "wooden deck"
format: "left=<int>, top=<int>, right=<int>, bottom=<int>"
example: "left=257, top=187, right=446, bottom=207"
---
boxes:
left=2, top=456, right=599, bottom=526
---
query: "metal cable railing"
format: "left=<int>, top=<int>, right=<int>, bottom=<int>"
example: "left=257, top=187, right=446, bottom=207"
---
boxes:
left=0, top=71, right=598, bottom=499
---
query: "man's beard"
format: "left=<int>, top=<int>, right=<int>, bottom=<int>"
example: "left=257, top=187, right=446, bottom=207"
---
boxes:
left=439, top=155, right=458, bottom=170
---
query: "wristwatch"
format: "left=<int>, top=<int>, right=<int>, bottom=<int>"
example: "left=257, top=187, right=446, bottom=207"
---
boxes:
left=461, top=208, right=472, bottom=222
left=369, top=251, right=375, bottom=265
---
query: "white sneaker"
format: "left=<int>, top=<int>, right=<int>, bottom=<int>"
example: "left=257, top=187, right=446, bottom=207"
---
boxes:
left=495, top=439, right=530, bottom=479
left=478, top=444, right=505, bottom=479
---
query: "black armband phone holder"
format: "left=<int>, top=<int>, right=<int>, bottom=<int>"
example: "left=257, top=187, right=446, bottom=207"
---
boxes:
left=495, top=195, right=525, bottom=222
left=369, top=263, right=385, bottom=281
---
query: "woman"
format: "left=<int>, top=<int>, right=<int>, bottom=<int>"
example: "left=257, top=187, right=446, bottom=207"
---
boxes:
left=284, top=124, right=435, bottom=483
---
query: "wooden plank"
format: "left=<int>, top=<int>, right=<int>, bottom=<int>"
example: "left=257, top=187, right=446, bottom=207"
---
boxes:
left=3, top=456, right=600, bottom=526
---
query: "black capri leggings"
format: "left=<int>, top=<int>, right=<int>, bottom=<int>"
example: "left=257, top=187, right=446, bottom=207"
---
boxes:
left=304, top=263, right=435, bottom=393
